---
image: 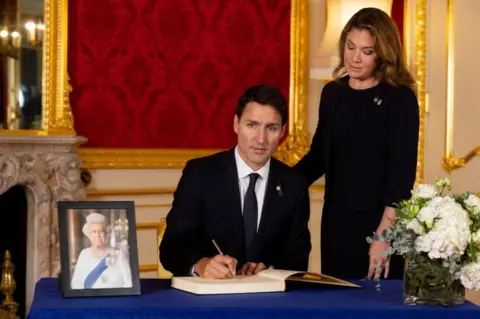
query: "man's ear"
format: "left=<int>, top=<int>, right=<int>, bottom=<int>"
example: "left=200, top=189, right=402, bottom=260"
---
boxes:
left=233, top=115, right=239, bottom=134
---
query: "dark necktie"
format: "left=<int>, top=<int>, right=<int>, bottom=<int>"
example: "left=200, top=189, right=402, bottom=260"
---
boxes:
left=243, top=173, right=260, bottom=260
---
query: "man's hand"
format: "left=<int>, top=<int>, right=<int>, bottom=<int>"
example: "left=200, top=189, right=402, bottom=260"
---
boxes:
left=239, top=262, right=273, bottom=276
left=194, top=255, right=237, bottom=279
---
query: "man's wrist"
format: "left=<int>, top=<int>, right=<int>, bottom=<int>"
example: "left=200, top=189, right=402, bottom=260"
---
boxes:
left=190, top=264, right=198, bottom=276
left=192, top=259, right=203, bottom=277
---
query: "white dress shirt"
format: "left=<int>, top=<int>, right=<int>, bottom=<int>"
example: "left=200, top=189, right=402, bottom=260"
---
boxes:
left=234, top=146, right=270, bottom=230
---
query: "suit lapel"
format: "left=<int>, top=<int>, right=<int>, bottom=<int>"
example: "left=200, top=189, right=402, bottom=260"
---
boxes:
left=220, top=150, right=245, bottom=260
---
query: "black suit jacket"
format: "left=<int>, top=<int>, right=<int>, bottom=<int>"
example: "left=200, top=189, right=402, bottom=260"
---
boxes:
left=294, top=77, right=419, bottom=210
left=160, top=149, right=311, bottom=276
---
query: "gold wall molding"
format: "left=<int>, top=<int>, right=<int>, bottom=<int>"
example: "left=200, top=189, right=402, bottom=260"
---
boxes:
left=136, top=222, right=159, bottom=230
left=87, top=185, right=324, bottom=198
left=87, top=187, right=176, bottom=197
left=0, top=0, right=75, bottom=136
left=136, top=203, right=171, bottom=208
left=139, top=264, right=157, bottom=272
left=78, top=0, right=309, bottom=169
left=414, top=0, right=427, bottom=184
left=442, top=0, right=480, bottom=172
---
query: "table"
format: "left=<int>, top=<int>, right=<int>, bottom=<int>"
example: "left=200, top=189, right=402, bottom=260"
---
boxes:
left=27, top=278, right=479, bottom=319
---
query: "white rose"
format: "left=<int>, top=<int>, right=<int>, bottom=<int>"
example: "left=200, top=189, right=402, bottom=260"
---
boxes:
left=435, top=178, right=451, bottom=190
left=427, top=196, right=444, bottom=209
left=431, top=198, right=471, bottom=258
left=465, top=194, right=480, bottom=216
left=414, top=234, right=433, bottom=253
left=412, top=184, right=437, bottom=199
left=470, top=230, right=480, bottom=245
left=413, top=197, right=471, bottom=259
left=460, top=258, right=480, bottom=291
left=417, top=206, right=437, bottom=229
left=406, top=219, right=425, bottom=235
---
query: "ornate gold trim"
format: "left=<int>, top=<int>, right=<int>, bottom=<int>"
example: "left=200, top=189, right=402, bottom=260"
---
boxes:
left=414, top=0, right=427, bottom=184
left=78, top=0, right=309, bottom=169
left=0, top=0, right=75, bottom=136
left=87, top=187, right=176, bottom=196
left=136, top=204, right=171, bottom=208
left=136, top=222, right=159, bottom=230
left=139, top=265, right=157, bottom=272
left=310, top=184, right=324, bottom=192
left=442, top=0, right=480, bottom=172
left=0, top=251, right=19, bottom=319
left=403, top=0, right=411, bottom=66
left=79, top=149, right=218, bottom=169
left=444, top=146, right=480, bottom=172
left=87, top=185, right=324, bottom=198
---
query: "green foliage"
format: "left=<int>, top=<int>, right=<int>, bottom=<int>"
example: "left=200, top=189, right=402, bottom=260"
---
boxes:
left=404, top=253, right=465, bottom=305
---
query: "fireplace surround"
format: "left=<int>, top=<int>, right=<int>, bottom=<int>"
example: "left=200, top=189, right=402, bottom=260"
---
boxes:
left=0, top=134, right=87, bottom=311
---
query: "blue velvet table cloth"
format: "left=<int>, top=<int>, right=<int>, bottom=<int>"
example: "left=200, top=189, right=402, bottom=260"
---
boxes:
left=27, top=278, right=479, bottom=319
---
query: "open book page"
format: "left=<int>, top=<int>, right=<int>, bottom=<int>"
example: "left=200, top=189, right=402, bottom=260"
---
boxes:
left=171, top=270, right=360, bottom=295
left=287, top=272, right=361, bottom=287
left=258, top=269, right=360, bottom=288
left=171, top=274, right=286, bottom=295
left=256, top=269, right=302, bottom=281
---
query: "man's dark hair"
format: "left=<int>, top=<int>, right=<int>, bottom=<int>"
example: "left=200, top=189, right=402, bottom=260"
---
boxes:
left=235, top=85, right=288, bottom=125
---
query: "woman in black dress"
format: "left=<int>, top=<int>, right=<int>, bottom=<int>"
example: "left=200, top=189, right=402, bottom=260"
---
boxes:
left=294, top=8, right=419, bottom=280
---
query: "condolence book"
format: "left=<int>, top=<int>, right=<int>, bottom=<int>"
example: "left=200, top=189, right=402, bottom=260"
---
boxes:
left=171, top=269, right=360, bottom=295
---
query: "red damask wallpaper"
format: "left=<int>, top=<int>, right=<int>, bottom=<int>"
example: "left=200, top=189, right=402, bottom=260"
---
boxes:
left=392, top=0, right=404, bottom=47
left=68, top=0, right=291, bottom=148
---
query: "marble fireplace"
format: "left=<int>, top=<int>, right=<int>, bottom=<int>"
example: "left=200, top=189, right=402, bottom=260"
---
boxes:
left=0, top=135, right=87, bottom=311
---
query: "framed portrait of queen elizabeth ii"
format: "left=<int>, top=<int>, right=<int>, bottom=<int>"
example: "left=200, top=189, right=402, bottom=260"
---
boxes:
left=57, top=201, right=141, bottom=297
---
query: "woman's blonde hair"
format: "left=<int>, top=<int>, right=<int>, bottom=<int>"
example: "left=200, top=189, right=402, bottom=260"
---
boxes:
left=333, top=7, right=416, bottom=91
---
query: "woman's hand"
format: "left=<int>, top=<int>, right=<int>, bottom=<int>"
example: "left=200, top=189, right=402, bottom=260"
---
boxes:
left=368, top=206, right=396, bottom=280
left=368, top=240, right=390, bottom=280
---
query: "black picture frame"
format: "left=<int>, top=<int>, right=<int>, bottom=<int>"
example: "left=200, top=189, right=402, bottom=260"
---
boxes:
left=57, top=201, right=141, bottom=297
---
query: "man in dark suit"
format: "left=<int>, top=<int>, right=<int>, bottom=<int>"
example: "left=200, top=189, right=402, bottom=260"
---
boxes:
left=160, top=85, right=311, bottom=279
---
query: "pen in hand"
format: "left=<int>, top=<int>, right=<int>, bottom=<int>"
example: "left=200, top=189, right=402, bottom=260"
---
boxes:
left=212, top=239, right=224, bottom=255
left=212, top=239, right=236, bottom=277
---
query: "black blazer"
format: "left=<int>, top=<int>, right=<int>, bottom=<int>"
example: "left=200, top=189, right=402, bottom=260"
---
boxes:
left=160, top=149, right=312, bottom=276
left=294, top=78, right=419, bottom=210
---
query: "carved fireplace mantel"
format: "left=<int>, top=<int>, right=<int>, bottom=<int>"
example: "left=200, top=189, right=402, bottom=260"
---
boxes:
left=0, top=135, right=87, bottom=310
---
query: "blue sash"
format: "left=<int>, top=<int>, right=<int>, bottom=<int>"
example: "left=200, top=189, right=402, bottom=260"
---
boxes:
left=84, top=256, right=108, bottom=288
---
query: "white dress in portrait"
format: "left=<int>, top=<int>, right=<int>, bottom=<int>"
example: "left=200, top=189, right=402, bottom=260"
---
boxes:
left=70, top=247, right=133, bottom=289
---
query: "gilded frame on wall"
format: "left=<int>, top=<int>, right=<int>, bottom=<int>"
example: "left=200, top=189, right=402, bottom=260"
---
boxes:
left=0, top=0, right=75, bottom=136
left=412, top=0, right=427, bottom=184
left=400, top=0, right=426, bottom=184
left=442, top=0, right=480, bottom=172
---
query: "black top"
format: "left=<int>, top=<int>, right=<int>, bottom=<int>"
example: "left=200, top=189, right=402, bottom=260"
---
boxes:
left=295, top=76, right=419, bottom=211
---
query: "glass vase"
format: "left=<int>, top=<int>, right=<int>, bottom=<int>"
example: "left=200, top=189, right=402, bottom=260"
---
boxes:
left=403, top=254, right=465, bottom=306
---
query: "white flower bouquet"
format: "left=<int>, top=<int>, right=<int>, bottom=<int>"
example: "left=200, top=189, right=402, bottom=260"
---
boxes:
left=368, top=178, right=480, bottom=306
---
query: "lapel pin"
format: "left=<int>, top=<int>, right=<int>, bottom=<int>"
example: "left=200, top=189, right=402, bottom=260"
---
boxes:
left=276, top=182, right=284, bottom=197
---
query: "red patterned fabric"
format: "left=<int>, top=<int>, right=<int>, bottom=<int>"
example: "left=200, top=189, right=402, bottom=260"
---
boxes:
left=392, top=0, right=404, bottom=47
left=68, top=0, right=291, bottom=148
